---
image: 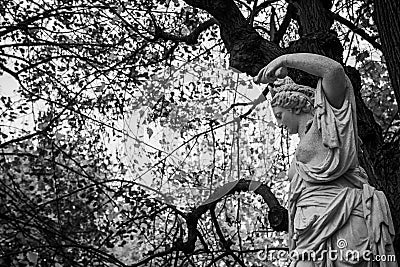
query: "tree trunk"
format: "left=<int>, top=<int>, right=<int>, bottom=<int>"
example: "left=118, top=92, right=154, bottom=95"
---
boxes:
left=372, top=0, right=400, bottom=258
left=372, top=0, right=400, bottom=102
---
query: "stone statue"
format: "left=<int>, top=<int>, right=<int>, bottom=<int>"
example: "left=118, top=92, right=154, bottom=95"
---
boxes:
left=254, top=53, right=397, bottom=267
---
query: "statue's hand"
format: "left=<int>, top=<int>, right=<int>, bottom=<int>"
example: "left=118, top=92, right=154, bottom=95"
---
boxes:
left=253, top=56, right=288, bottom=84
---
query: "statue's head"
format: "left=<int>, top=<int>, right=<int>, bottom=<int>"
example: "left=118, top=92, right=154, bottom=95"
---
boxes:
left=270, top=77, right=315, bottom=115
left=269, top=77, right=315, bottom=134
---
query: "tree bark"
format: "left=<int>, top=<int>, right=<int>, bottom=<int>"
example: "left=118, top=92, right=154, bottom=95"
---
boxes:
left=290, top=0, right=333, bottom=35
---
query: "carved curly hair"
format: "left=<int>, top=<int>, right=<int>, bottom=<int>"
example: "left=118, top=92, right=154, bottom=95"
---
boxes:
left=270, top=77, right=315, bottom=114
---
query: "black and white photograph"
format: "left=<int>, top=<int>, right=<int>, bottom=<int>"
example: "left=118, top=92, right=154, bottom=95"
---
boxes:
left=0, top=0, right=399, bottom=266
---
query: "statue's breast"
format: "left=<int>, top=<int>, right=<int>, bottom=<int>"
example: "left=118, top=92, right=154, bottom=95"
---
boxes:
left=296, top=120, right=329, bottom=167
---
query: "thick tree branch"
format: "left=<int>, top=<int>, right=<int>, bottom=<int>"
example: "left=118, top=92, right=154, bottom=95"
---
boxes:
left=330, top=11, right=381, bottom=50
left=176, top=179, right=287, bottom=254
left=184, top=0, right=284, bottom=75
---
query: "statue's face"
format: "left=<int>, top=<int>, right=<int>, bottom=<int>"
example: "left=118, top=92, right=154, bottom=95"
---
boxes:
left=272, top=106, right=298, bottom=134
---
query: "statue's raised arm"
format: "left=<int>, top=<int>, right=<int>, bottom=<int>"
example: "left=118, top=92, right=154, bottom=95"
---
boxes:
left=254, top=53, right=347, bottom=108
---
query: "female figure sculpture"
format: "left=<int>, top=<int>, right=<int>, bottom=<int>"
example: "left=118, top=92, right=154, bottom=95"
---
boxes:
left=254, top=53, right=397, bottom=266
